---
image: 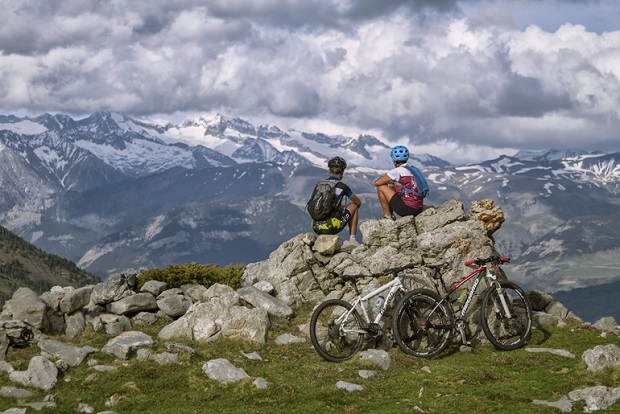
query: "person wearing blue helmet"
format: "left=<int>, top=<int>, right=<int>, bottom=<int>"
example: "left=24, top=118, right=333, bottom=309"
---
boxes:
left=373, top=145, right=423, bottom=219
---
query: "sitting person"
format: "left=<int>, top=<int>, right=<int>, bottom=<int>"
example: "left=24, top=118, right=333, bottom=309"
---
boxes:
left=309, top=156, right=362, bottom=241
left=373, top=145, right=424, bottom=219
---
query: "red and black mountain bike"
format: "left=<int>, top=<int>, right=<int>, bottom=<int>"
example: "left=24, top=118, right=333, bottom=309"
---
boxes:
left=392, top=256, right=533, bottom=359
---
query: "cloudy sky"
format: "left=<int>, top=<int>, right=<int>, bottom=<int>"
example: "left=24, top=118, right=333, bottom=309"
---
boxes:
left=1, top=0, right=619, bottom=163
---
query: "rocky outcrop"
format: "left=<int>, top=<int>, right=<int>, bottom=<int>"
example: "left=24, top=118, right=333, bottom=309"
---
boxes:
left=241, top=199, right=499, bottom=306
left=240, top=199, right=509, bottom=341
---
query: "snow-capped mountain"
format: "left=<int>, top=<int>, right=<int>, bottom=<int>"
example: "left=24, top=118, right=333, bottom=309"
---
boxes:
left=1, top=111, right=620, bottom=316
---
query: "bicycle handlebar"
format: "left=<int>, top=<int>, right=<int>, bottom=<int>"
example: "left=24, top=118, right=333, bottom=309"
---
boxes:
left=464, top=256, right=510, bottom=267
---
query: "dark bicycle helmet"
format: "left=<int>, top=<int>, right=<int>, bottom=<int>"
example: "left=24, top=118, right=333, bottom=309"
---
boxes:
left=390, top=145, right=409, bottom=162
left=327, top=156, right=347, bottom=173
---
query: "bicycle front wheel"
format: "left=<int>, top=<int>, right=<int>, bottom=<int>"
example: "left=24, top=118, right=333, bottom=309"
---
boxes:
left=392, top=289, right=453, bottom=359
left=480, top=281, right=533, bottom=350
left=309, top=299, right=365, bottom=362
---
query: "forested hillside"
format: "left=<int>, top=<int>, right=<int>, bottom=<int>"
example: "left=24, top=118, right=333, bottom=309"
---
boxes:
left=0, top=226, right=100, bottom=306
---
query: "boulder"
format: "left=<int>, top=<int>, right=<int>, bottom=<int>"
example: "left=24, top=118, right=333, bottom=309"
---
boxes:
left=140, top=280, right=169, bottom=297
left=39, top=286, right=67, bottom=312
left=59, top=286, right=94, bottom=314
left=38, top=339, right=98, bottom=367
left=9, top=356, right=58, bottom=391
left=108, top=293, right=158, bottom=315
left=528, top=289, right=555, bottom=312
left=593, top=316, right=620, bottom=335
left=5, top=288, right=47, bottom=330
left=156, top=289, right=192, bottom=317
left=237, top=286, right=293, bottom=318
left=1, top=320, right=36, bottom=347
left=312, top=235, right=341, bottom=255
left=180, top=284, right=208, bottom=302
left=202, top=358, right=249, bottom=385
left=91, top=273, right=138, bottom=305
left=582, top=344, right=620, bottom=371
left=65, top=311, right=86, bottom=338
left=220, top=306, right=269, bottom=344
left=568, top=386, right=620, bottom=412
left=469, top=199, right=505, bottom=235
left=101, top=331, right=154, bottom=359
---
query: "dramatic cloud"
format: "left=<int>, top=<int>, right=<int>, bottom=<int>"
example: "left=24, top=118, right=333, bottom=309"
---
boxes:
left=0, top=0, right=618, bottom=163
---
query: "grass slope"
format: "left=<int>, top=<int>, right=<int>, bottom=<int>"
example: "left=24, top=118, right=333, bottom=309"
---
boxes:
left=1, top=305, right=619, bottom=413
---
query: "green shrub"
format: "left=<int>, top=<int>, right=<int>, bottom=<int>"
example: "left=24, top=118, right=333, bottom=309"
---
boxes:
left=137, top=262, right=245, bottom=290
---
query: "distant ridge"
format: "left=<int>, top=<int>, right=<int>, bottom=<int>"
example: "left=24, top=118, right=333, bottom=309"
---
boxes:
left=553, top=278, right=620, bottom=323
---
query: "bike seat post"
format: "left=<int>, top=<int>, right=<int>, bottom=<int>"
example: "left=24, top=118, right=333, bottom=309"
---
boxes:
left=431, top=268, right=448, bottom=295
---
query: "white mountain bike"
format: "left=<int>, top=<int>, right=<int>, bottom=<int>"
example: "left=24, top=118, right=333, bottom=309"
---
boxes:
left=309, top=264, right=417, bottom=362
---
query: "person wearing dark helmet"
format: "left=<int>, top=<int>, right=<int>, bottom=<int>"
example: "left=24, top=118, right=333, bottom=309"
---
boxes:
left=373, top=145, right=423, bottom=219
left=310, top=156, right=362, bottom=241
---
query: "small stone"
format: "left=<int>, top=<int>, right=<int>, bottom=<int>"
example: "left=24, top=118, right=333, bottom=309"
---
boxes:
left=336, top=381, right=363, bottom=392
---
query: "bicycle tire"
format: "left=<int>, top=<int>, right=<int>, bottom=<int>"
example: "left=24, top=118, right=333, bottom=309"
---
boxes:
left=392, top=288, right=453, bottom=359
left=309, top=299, right=365, bottom=362
left=480, top=281, right=533, bottom=350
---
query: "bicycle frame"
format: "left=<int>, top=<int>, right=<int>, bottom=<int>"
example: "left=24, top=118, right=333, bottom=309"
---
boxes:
left=338, top=277, right=405, bottom=334
left=453, top=267, right=488, bottom=317
left=360, top=277, right=405, bottom=324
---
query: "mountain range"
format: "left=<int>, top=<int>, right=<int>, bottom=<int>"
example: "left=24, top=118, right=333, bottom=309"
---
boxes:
left=1, top=111, right=619, bottom=321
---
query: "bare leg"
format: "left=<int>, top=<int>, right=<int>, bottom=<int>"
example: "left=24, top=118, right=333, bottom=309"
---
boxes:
left=345, top=204, right=360, bottom=238
left=377, top=186, right=396, bottom=217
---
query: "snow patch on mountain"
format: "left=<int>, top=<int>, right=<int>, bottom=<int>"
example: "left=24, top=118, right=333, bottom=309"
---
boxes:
left=523, top=238, right=566, bottom=257
left=0, top=119, right=47, bottom=135
left=145, top=215, right=166, bottom=241
left=74, top=138, right=195, bottom=175
left=78, top=242, right=121, bottom=268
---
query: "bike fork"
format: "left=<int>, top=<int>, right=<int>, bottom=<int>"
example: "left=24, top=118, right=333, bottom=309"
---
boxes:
left=492, top=284, right=512, bottom=319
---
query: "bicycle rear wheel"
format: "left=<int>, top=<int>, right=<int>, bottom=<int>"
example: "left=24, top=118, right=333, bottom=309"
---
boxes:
left=480, top=281, right=533, bottom=350
left=309, top=299, right=365, bottom=362
left=392, top=289, right=453, bottom=359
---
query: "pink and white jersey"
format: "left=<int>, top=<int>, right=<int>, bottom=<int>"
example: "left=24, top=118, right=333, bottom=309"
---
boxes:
left=387, top=165, right=423, bottom=209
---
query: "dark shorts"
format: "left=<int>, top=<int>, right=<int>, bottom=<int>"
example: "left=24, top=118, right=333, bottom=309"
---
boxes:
left=389, top=194, right=423, bottom=217
left=312, top=208, right=352, bottom=235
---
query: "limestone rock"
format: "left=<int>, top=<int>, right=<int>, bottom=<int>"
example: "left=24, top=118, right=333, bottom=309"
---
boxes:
left=9, top=356, right=58, bottom=391
left=140, top=280, right=169, bottom=297
left=91, top=273, right=137, bottom=305
left=237, top=286, right=293, bottom=318
left=101, top=331, right=154, bottom=359
left=202, top=358, right=249, bottom=385
left=156, top=289, right=192, bottom=317
left=108, top=293, right=158, bottom=315
left=59, top=286, right=94, bottom=314
left=469, top=199, right=505, bottom=235
left=582, top=344, right=620, bottom=371
left=38, top=339, right=98, bottom=367
left=6, top=288, right=47, bottom=330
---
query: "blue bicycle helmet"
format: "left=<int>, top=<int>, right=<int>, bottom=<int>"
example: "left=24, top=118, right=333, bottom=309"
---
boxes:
left=390, top=145, right=409, bottom=162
